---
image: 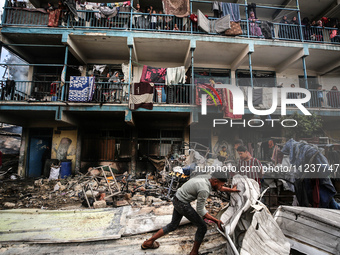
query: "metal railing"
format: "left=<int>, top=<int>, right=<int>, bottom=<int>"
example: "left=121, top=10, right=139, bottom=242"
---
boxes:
left=1, top=80, right=339, bottom=110
left=0, top=80, right=194, bottom=105
left=153, top=84, right=193, bottom=104
left=4, top=7, right=340, bottom=45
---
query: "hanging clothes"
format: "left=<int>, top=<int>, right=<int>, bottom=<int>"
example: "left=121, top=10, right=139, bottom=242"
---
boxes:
left=247, top=3, right=257, bottom=19
left=68, top=76, right=95, bottom=102
left=63, top=0, right=79, bottom=21
left=221, top=3, right=240, bottom=22
left=129, top=82, right=154, bottom=110
left=212, top=1, right=222, bottom=18
left=260, top=21, right=273, bottom=39
left=47, top=9, right=61, bottom=27
left=140, top=65, right=167, bottom=84
left=222, top=88, right=242, bottom=120
left=165, top=66, right=186, bottom=85
left=98, top=6, right=119, bottom=19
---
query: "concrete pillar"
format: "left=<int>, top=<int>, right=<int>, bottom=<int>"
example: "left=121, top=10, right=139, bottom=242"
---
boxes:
left=18, top=127, right=29, bottom=177
left=75, top=129, right=81, bottom=173
left=130, top=128, right=138, bottom=176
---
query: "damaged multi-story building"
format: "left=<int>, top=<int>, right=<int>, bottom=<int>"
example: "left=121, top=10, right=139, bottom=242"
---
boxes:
left=0, top=0, right=340, bottom=178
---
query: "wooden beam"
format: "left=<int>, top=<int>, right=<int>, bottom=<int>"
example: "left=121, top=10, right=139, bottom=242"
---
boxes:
left=272, top=0, right=293, bottom=21
left=231, top=44, right=253, bottom=71
left=0, top=34, right=34, bottom=63
left=62, top=35, right=87, bottom=64
left=183, top=41, right=192, bottom=70
left=275, top=48, right=308, bottom=73
left=319, top=59, right=340, bottom=75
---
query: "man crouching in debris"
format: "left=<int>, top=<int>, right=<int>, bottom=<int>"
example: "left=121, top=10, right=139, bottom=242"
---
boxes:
left=141, top=172, right=239, bottom=255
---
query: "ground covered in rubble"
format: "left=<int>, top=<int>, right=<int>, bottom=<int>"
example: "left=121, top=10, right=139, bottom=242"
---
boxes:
left=0, top=174, right=226, bottom=216
left=0, top=224, right=227, bottom=255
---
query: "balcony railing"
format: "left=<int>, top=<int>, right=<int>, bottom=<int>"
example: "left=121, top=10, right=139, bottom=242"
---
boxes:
left=0, top=80, right=193, bottom=105
left=3, top=7, right=340, bottom=45
left=1, top=80, right=339, bottom=110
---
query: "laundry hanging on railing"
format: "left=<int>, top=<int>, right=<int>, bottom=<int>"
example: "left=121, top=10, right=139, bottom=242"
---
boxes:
left=47, top=9, right=61, bottom=27
left=165, top=66, right=186, bottom=85
left=140, top=65, right=167, bottom=84
left=212, top=1, right=222, bottom=18
left=221, top=3, right=240, bottom=22
left=68, top=76, right=95, bottom=102
left=222, top=88, right=242, bottom=120
left=197, top=9, right=230, bottom=34
left=129, top=82, right=154, bottom=110
left=63, top=0, right=79, bottom=21
left=162, top=0, right=190, bottom=18
left=98, top=6, right=119, bottom=19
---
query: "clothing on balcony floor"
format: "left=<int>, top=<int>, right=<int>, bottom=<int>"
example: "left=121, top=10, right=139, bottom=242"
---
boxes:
left=129, top=82, right=153, bottom=110
left=68, top=76, right=95, bottom=102
left=162, top=0, right=190, bottom=18
left=140, top=65, right=167, bottom=84
left=221, top=3, right=240, bottom=22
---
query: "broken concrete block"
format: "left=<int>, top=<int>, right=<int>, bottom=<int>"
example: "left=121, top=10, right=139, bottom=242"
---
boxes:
left=124, top=193, right=132, bottom=200
left=53, top=183, right=60, bottom=191
left=131, top=194, right=145, bottom=203
left=93, top=200, right=106, bottom=209
left=27, top=185, right=35, bottom=191
left=88, top=168, right=102, bottom=177
left=146, top=196, right=163, bottom=204
left=59, top=185, right=66, bottom=191
left=34, top=179, right=43, bottom=187
left=4, top=202, right=16, bottom=208
left=73, top=184, right=82, bottom=191
left=114, top=200, right=129, bottom=207
left=85, top=190, right=99, bottom=198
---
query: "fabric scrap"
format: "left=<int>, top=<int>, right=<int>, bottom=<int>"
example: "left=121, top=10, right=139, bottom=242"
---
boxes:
left=162, top=0, right=190, bottom=18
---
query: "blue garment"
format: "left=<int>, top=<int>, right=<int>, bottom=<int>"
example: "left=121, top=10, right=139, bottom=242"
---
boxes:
left=282, top=139, right=338, bottom=209
left=221, top=3, right=240, bottom=22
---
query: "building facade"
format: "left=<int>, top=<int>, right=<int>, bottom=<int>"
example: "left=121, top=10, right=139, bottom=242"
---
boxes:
left=0, top=0, right=340, bottom=177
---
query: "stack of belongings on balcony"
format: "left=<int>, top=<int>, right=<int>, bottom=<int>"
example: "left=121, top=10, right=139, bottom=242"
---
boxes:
left=68, top=76, right=95, bottom=102
left=129, top=65, right=186, bottom=109
left=281, top=139, right=340, bottom=209
left=197, top=9, right=230, bottom=34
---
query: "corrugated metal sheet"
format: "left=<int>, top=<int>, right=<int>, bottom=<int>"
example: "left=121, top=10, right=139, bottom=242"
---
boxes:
left=274, top=206, right=340, bottom=255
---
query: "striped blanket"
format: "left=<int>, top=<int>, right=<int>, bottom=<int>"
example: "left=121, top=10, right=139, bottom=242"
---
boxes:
left=129, top=82, right=153, bottom=110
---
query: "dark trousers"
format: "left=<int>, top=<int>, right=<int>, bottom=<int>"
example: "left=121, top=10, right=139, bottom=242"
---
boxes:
left=162, top=196, right=207, bottom=243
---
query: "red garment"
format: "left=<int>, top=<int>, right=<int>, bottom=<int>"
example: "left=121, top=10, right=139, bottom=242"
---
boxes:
left=48, top=9, right=61, bottom=27
left=321, top=17, right=328, bottom=25
left=50, top=83, right=58, bottom=95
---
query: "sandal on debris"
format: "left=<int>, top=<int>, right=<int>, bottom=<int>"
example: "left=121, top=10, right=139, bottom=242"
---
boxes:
left=141, top=241, right=160, bottom=250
